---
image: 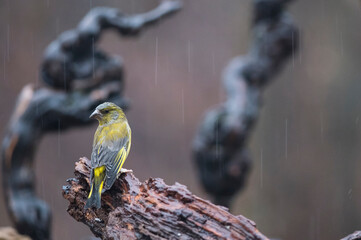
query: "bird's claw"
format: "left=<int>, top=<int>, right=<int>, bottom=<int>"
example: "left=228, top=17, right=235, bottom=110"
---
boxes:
left=120, top=168, right=133, bottom=174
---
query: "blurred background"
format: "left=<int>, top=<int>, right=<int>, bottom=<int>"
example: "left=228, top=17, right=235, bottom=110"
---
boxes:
left=0, top=0, right=361, bottom=239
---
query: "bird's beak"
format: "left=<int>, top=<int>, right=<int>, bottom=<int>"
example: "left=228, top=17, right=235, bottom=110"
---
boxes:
left=89, top=109, right=102, bottom=120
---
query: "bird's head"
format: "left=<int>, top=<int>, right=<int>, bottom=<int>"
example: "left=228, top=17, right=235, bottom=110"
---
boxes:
left=90, top=102, right=126, bottom=125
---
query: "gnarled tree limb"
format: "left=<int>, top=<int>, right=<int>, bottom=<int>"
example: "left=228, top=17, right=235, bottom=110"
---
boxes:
left=192, top=0, right=299, bottom=208
left=63, top=157, right=269, bottom=240
left=42, top=0, right=182, bottom=90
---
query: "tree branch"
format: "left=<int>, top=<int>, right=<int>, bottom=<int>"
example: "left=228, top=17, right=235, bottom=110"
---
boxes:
left=192, top=0, right=299, bottom=208
left=42, top=0, right=182, bottom=90
left=63, top=157, right=269, bottom=240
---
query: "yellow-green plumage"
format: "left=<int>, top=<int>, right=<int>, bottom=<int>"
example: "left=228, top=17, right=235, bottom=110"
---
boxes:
left=85, top=102, right=131, bottom=209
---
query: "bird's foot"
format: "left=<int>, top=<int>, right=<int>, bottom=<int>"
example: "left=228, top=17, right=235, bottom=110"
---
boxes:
left=120, top=168, right=133, bottom=174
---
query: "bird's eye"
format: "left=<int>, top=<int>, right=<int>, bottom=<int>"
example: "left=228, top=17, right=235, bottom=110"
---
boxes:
left=104, top=110, right=110, bottom=114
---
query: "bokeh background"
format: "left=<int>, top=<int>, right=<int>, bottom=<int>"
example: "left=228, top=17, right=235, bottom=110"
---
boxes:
left=1, top=0, right=361, bottom=239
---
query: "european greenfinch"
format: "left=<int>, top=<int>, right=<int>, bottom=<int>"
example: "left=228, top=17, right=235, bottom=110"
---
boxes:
left=85, top=102, right=131, bottom=209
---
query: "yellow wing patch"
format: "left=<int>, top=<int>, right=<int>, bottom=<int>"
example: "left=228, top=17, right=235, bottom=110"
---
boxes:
left=114, top=147, right=127, bottom=174
left=94, top=165, right=105, bottom=177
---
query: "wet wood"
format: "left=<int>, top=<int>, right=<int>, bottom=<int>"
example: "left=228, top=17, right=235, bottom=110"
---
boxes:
left=63, top=157, right=269, bottom=240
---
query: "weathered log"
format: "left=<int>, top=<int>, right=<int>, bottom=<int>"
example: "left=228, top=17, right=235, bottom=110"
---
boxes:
left=63, top=157, right=269, bottom=240
left=341, top=231, right=361, bottom=240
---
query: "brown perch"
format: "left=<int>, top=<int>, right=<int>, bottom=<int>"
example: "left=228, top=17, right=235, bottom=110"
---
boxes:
left=63, top=157, right=269, bottom=240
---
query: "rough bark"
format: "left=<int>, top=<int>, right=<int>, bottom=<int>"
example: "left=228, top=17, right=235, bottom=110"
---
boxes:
left=63, top=157, right=269, bottom=240
left=192, top=0, right=299, bottom=208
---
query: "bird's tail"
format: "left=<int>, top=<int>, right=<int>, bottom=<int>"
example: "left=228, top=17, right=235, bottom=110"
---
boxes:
left=85, top=166, right=106, bottom=209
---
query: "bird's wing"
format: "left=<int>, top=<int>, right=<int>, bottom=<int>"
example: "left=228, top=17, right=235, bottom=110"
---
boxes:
left=91, top=122, right=131, bottom=190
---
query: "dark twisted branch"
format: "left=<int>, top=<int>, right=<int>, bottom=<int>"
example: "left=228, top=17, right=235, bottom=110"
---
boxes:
left=192, top=0, right=299, bottom=208
left=192, top=0, right=298, bottom=208
left=1, top=2, right=181, bottom=240
left=63, top=157, right=269, bottom=240
left=42, top=0, right=182, bottom=90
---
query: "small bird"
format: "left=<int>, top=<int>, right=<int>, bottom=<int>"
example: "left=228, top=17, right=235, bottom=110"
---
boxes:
left=85, top=102, right=131, bottom=209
